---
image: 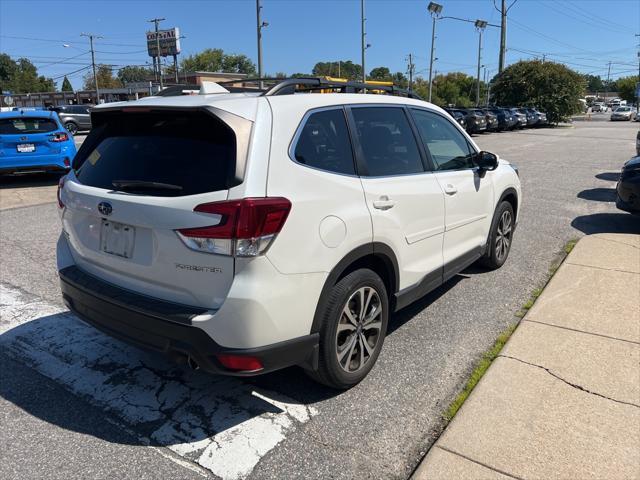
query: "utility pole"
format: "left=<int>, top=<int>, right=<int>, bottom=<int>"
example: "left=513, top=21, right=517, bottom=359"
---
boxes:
left=475, top=20, right=487, bottom=106
left=407, top=53, right=415, bottom=91
left=636, top=33, right=640, bottom=119
left=256, top=0, right=268, bottom=89
left=605, top=60, right=612, bottom=109
left=427, top=2, right=443, bottom=102
left=499, top=0, right=506, bottom=72
left=148, top=17, right=166, bottom=89
left=361, top=0, right=367, bottom=85
left=496, top=0, right=517, bottom=73
left=81, top=33, right=102, bottom=104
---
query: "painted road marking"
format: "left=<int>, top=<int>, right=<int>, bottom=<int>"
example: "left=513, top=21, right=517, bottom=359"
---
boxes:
left=0, top=284, right=317, bottom=480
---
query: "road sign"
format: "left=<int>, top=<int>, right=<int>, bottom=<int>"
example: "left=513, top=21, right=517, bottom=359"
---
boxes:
left=146, top=27, right=181, bottom=57
left=4, top=95, right=14, bottom=106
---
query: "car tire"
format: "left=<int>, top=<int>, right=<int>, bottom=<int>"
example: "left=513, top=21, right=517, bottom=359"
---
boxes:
left=478, top=201, right=515, bottom=270
left=64, top=122, right=78, bottom=135
left=308, top=268, right=389, bottom=389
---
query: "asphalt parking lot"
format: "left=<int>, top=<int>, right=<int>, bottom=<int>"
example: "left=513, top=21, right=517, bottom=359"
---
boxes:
left=1, top=122, right=639, bottom=480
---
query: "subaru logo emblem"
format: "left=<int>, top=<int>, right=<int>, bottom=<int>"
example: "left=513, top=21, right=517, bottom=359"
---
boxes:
left=98, top=202, right=112, bottom=216
left=20, top=136, right=27, bottom=141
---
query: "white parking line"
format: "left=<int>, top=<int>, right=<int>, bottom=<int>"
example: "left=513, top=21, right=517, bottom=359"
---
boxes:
left=0, top=284, right=317, bottom=480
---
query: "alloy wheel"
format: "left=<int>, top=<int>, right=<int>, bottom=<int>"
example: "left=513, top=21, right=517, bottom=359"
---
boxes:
left=335, top=286, right=383, bottom=373
left=495, top=209, right=513, bottom=262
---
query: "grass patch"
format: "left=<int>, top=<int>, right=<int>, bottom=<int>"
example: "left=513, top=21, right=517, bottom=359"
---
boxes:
left=444, top=323, right=517, bottom=421
left=442, top=237, right=580, bottom=421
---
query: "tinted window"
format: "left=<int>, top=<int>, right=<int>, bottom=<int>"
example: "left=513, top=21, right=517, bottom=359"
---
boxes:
left=351, top=107, right=423, bottom=176
left=0, top=117, right=58, bottom=134
left=74, top=111, right=237, bottom=197
left=411, top=109, right=475, bottom=171
left=293, top=108, right=355, bottom=175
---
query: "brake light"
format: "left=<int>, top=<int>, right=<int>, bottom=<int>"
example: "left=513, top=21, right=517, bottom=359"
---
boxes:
left=57, top=175, right=66, bottom=209
left=216, top=354, right=263, bottom=372
left=49, top=132, right=69, bottom=142
left=176, top=197, right=291, bottom=257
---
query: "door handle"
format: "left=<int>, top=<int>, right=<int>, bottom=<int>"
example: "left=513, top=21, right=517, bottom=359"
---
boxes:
left=373, top=196, right=395, bottom=210
left=444, top=184, right=457, bottom=195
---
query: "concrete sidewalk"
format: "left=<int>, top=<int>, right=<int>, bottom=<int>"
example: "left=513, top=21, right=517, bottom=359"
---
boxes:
left=414, top=233, right=640, bottom=480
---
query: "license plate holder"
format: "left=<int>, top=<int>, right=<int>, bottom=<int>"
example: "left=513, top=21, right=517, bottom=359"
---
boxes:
left=100, top=220, right=135, bottom=258
left=17, top=143, right=35, bottom=153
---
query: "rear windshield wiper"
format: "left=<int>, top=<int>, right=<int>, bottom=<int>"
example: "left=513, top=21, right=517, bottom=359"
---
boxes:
left=112, top=180, right=183, bottom=191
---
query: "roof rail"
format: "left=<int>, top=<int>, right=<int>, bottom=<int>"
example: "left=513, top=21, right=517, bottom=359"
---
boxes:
left=217, top=77, right=423, bottom=100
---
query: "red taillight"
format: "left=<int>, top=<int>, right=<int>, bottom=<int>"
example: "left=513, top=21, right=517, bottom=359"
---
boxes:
left=176, top=197, right=291, bottom=256
left=49, top=132, right=69, bottom=143
left=57, top=175, right=66, bottom=209
left=216, top=354, right=263, bottom=372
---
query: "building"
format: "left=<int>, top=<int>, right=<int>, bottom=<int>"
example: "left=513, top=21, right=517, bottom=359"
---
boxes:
left=0, top=71, right=248, bottom=108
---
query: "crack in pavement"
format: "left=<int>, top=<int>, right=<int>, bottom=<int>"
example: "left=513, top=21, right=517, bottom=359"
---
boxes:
left=498, top=355, right=640, bottom=409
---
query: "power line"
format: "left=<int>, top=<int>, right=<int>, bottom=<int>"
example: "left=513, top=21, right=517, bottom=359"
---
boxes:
left=0, top=34, right=141, bottom=47
left=508, top=17, right=593, bottom=53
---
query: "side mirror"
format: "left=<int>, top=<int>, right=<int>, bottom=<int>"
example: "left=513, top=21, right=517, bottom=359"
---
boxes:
left=476, top=151, right=498, bottom=171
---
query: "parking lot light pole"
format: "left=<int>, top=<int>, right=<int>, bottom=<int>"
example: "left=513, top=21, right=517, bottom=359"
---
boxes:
left=427, top=2, right=443, bottom=103
left=256, top=0, right=268, bottom=90
left=475, top=19, right=487, bottom=106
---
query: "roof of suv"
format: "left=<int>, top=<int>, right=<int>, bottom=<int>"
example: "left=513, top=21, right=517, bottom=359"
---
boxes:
left=93, top=89, right=445, bottom=122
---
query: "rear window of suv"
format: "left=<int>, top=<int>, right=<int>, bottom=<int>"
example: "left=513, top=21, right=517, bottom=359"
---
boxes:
left=0, top=117, right=58, bottom=134
left=73, top=110, right=238, bottom=197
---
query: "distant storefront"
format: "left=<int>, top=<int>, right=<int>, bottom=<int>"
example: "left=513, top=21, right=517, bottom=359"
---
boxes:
left=1, top=71, right=248, bottom=109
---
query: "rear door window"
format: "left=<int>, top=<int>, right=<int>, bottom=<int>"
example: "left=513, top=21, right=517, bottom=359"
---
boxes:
left=293, top=108, right=356, bottom=175
left=350, top=107, right=424, bottom=177
left=74, top=110, right=238, bottom=197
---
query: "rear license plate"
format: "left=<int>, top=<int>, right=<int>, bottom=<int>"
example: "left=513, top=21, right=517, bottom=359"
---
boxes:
left=17, top=143, right=35, bottom=153
left=100, top=220, right=135, bottom=258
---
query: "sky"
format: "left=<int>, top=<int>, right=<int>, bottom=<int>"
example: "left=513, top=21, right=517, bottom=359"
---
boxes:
left=0, top=0, right=638, bottom=90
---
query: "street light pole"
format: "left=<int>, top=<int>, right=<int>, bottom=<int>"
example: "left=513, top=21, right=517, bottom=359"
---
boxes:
left=81, top=33, right=102, bottom=104
left=475, top=19, right=487, bottom=106
left=256, top=0, right=269, bottom=89
left=427, top=2, right=443, bottom=103
left=361, top=0, right=366, bottom=85
left=148, top=18, right=166, bottom=89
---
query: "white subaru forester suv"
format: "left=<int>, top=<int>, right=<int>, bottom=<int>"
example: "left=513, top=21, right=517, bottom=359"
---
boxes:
left=57, top=78, right=521, bottom=389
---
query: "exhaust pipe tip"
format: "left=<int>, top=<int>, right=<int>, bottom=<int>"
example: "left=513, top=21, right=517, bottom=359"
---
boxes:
left=187, top=356, right=200, bottom=370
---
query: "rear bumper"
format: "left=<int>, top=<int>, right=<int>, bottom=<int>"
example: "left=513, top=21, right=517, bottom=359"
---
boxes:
left=616, top=179, right=640, bottom=214
left=0, top=153, right=73, bottom=174
left=59, top=265, right=319, bottom=375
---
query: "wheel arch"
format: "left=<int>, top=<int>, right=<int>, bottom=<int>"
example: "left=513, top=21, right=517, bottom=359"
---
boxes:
left=498, top=187, right=518, bottom=219
left=310, top=243, right=399, bottom=334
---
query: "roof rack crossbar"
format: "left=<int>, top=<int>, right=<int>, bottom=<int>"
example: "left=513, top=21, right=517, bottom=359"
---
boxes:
left=216, top=77, right=422, bottom=100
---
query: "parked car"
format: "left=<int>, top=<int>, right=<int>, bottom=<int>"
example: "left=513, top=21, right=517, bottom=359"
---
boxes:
left=592, top=102, right=605, bottom=112
left=479, top=109, right=499, bottom=131
left=519, top=108, right=537, bottom=126
left=56, top=78, right=521, bottom=389
left=529, top=108, right=547, bottom=125
left=616, top=154, right=640, bottom=214
left=50, top=104, right=93, bottom=134
left=444, top=108, right=467, bottom=130
left=459, top=108, right=487, bottom=133
left=0, top=110, right=76, bottom=175
left=508, top=108, right=527, bottom=128
left=610, top=106, right=636, bottom=121
left=488, top=108, right=516, bottom=130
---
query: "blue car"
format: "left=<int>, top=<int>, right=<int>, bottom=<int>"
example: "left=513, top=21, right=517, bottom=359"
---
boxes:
left=0, top=110, right=77, bottom=175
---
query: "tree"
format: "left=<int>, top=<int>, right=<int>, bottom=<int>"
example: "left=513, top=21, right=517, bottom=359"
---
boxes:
left=117, top=65, right=153, bottom=84
left=312, top=60, right=362, bottom=80
left=0, top=54, right=55, bottom=93
left=492, top=60, right=584, bottom=123
left=583, top=74, right=603, bottom=93
left=616, top=76, right=638, bottom=104
left=411, top=72, right=482, bottom=107
left=61, top=76, right=73, bottom=92
left=180, top=48, right=256, bottom=75
left=369, top=66, right=392, bottom=81
left=83, top=64, right=123, bottom=90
